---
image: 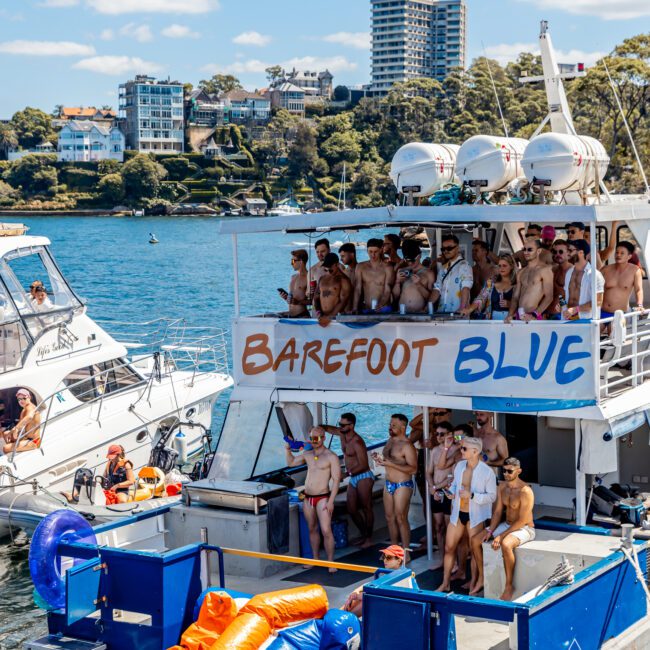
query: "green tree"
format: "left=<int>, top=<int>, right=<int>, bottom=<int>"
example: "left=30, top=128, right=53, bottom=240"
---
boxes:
left=6, top=153, right=58, bottom=194
left=121, top=154, right=167, bottom=201
left=265, top=65, right=284, bottom=86
left=333, top=85, right=351, bottom=102
left=97, top=159, right=121, bottom=175
left=0, top=124, right=18, bottom=159
left=10, top=107, right=56, bottom=149
left=320, top=131, right=361, bottom=168
left=198, top=74, right=243, bottom=95
left=287, top=122, right=318, bottom=178
left=160, top=156, right=191, bottom=181
left=0, top=180, right=19, bottom=204
left=98, top=173, right=125, bottom=204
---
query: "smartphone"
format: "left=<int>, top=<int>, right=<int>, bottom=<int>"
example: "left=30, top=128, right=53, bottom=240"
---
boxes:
left=277, top=288, right=287, bottom=294
left=400, top=269, right=412, bottom=278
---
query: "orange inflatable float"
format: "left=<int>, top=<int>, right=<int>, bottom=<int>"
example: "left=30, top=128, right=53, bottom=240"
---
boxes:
left=208, top=613, right=271, bottom=650
left=176, top=591, right=238, bottom=650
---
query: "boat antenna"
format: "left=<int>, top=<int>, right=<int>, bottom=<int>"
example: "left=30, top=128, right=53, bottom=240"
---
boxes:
left=338, top=162, right=347, bottom=210
left=482, top=41, right=509, bottom=138
left=602, top=57, right=650, bottom=197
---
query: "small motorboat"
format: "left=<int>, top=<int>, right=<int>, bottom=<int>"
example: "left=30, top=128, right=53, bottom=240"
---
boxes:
left=149, top=233, right=159, bottom=244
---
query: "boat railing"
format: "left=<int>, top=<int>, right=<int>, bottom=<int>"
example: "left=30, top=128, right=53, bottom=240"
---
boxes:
left=598, top=309, right=650, bottom=398
left=7, top=324, right=229, bottom=463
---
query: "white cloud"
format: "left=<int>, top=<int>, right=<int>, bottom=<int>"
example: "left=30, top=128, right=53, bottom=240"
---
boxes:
left=232, top=31, right=271, bottom=47
left=0, top=40, right=95, bottom=56
left=322, top=32, right=370, bottom=50
left=119, top=23, right=154, bottom=43
left=519, top=0, right=650, bottom=20
left=483, top=42, right=604, bottom=67
left=85, top=0, right=219, bottom=14
left=203, top=59, right=268, bottom=74
left=100, top=28, right=114, bottom=41
left=203, top=54, right=357, bottom=77
left=73, top=55, right=162, bottom=75
left=162, top=24, right=200, bottom=39
left=40, top=0, right=79, bottom=6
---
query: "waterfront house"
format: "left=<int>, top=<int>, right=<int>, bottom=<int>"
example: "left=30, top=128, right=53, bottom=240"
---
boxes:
left=57, top=120, right=125, bottom=162
left=265, top=83, right=305, bottom=117
left=286, top=69, right=334, bottom=101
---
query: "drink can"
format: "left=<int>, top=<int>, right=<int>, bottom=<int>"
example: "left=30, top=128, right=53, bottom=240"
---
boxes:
left=427, top=302, right=434, bottom=316
left=371, top=298, right=378, bottom=311
left=399, top=303, right=406, bottom=315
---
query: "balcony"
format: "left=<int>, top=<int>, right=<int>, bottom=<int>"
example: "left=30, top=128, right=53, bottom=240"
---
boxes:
left=230, top=315, right=614, bottom=412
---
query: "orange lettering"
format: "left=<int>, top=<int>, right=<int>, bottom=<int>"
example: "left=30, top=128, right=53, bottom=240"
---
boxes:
left=242, top=334, right=273, bottom=375
left=273, top=338, right=299, bottom=372
left=301, top=340, right=323, bottom=374
left=323, top=338, right=345, bottom=374
left=367, top=338, right=387, bottom=375
left=412, top=338, right=439, bottom=378
left=388, top=339, right=410, bottom=375
left=345, top=338, right=368, bottom=375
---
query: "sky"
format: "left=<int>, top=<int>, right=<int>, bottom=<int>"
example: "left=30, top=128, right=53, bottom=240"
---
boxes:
left=0, top=0, right=648, bottom=118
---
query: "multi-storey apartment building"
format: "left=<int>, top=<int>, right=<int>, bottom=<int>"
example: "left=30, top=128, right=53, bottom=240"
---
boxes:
left=370, top=0, right=466, bottom=94
left=118, top=75, right=184, bottom=153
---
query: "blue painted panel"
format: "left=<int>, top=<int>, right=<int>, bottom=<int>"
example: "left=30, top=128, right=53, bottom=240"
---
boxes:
left=362, top=594, right=430, bottom=650
left=472, top=396, right=596, bottom=412
left=66, top=557, right=101, bottom=626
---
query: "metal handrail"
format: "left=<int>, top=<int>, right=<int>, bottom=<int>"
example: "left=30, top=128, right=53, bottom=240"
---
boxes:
left=8, top=320, right=229, bottom=462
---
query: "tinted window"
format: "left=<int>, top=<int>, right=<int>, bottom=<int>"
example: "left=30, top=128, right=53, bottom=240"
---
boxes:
left=64, top=359, right=142, bottom=402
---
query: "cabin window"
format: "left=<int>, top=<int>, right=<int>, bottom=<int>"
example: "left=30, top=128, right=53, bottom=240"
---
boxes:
left=63, top=359, right=142, bottom=402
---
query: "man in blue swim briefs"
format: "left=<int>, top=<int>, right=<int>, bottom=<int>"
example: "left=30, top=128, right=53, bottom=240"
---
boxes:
left=372, top=413, right=417, bottom=554
left=322, top=413, right=375, bottom=548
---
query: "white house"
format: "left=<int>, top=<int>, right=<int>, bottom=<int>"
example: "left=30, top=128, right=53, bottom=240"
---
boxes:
left=57, top=120, right=125, bottom=162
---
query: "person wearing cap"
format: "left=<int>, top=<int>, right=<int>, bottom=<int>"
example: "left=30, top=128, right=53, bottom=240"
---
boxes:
left=437, top=436, right=496, bottom=594
left=565, top=221, right=613, bottom=270
left=393, top=239, right=436, bottom=314
left=313, top=252, right=352, bottom=322
left=601, top=240, right=644, bottom=318
left=2, top=389, right=41, bottom=454
left=540, top=225, right=556, bottom=250
left=342, top=545, right=413, bottom=617
left=103, top=444, right=135, bottom=503
left=563, top=239, right=605, bottom=320
left=430, top=234, right=473, bottom=314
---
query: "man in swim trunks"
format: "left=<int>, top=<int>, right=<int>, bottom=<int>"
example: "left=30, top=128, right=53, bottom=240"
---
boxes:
left=321, top=413, right=375, bottom=548
left=437, top=436, right=496, bottom=593
left=278, top=249, right=310, bottom=317
left=474, top=457, right=535, bottom=600
left=393, top=240, right=436, bottom=313
left=547, top=239, right=573, bottom=319
left=314, top=253, right=353, bottom=321
left=354, top=238, right=394, bottom=313
left=474, top=411, right=508, bottom=476
left=383, top=233, right=404, bottom=269
left=372, top=413, right=417, bottom=553
left=601, top=240, right=644, bottom=319
left=2, top=389, right=41, bottom=454
left=285, top=426, right=341, bottom=572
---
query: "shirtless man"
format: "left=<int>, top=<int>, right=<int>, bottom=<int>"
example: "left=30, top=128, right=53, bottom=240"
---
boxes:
left=506, top=239, right=554, bottom=322
left=471, top=240, right=496, bottom=301
left=285, top=426, right=341, bottom=572
left=563, top=239, right=605, bottom=320
left=372, top=413, right=417, bottom=552
left=601, top=241, right=644, bottom=318
left=354, top=238, right=394, bottom=313
left=383, top=233, right=404, bottom=269
left=393, top=240, right=436, bottom=313
left=426, top=421, right=457, bottom=565
left=547, top=240, right=573, bottom=319
left=314, top=253, right=352, bottom=320
left=514, top=224, right=551, bottom=267
left=309, top=238, right=332, bottom=291
left=474, top=457, right=535, bottom=600
left=474, top=411, right=508, bottom=475
left=321, top=413, right=374, bottom=548
left=437, top=437, right=496, bottom=593
left=279, top=249, right=310, bottom=317
left=2, top=389, right=41, bottom=454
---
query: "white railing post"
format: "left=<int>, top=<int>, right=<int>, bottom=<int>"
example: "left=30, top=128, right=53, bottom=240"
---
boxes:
left=589, top=222, right=598, bottom=321
left=232, top=233, right=240, bottom=317
left=423, top=410, right=433, bottom=562
left=632, top=312, right=638, bottom=387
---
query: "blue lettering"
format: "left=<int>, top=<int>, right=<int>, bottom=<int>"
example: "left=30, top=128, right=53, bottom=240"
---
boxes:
left=556, top=335, right=590, bottom=385
left=455, top=337, right=494, bottom=383
left=529, top=332, right=558, bottom=380
left=494, top=332, right=528, bottom=380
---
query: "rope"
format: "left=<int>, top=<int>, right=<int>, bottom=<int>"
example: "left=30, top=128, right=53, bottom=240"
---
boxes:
left=428, top=184, right=469, bottom=206
left=620, top=543, right=650, bottom=604
left=534, top=556, right=575, bottom=596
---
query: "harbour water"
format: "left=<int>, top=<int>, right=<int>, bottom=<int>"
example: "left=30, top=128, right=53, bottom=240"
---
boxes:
left=0, top=215, right=399, bottom=647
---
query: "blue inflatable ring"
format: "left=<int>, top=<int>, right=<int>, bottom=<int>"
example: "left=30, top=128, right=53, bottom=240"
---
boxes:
left=29, top=509, right=97, bottom=610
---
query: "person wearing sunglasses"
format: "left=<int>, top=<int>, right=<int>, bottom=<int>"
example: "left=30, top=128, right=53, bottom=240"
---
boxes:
left=429, top=234, right=473, bottom=314
left=547, top=239, right=573, bottom=319
left=505, top=238, right=554, bottom=323
left=474, top=411, right=508, bottom=476
left=2, top=389, right=41, bottom=454
left=285, top=426, right=341, bottom=572
left=278, top=249, right=310, bottom=318
left=321, top=413, right=375, bottom=548
left=392, top=239, right=436, bottom=315
left=313, top=252, right=353, bottom=323
left=562, top=239, right=605, bottom=320
left=474, top=457, right=535, bottom=601
left=436, top=436, right=496, bottom=594
left=353, top=238, right=394, bottom=314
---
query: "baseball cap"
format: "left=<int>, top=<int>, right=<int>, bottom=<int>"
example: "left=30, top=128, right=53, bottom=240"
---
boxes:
left=379, top=545, right=405, bottom=559
left=106, top=444, right=123, bottom=459
left=565, top=221, right=586, bottom=231
left=541, top=225, right=556, bottom=240
left=16, top=389, right=30, bottom=399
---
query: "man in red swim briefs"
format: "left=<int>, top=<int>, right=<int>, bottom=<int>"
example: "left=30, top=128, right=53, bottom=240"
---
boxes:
left=285, top=426, right=342, bottom=572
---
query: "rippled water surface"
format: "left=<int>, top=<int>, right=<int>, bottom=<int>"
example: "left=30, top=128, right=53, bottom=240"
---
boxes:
left=0, top=215, right=397, bottom=646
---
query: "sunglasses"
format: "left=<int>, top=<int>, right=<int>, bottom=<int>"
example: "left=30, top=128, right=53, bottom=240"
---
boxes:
left=433, top=410, right=449, bottom=416
left=310, top=436, right=324, bottom=442
left=381, top=554, right=399, bottom=561
left=567, top=229, right=578, bottom=235
left=441, top=246, right=457, bottom=252
left=323, top=268, right=334, bottom=273
left=524, top=247, right=536, bottom=253
left=337, top=422, right=352, bottom=428
left=17, top=397, right=27, bottom=401
left=435, top=431, right=447, bottom=436
left=503, top=468, right=517, bottom=474
left=461, top=445, right=475, bottom=451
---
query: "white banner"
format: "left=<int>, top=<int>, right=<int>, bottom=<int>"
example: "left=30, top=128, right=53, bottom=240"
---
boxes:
left=232, top=318, right=596, bottom=403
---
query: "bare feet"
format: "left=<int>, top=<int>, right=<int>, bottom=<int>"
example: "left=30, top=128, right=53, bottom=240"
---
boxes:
left=450, top=570, right=466, bottom=582
left=500, top=586, right=514, bottom=601
left=469, top=581, right=484, bottom=596
left=328, top=566, right=338, bottom=574
left=436, top=583, right=452, bottom=593
left=461, top=579, right=473, bottom=591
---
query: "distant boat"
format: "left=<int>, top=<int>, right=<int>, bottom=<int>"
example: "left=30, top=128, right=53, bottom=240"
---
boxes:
left=149, top=233, right=159, bottom=244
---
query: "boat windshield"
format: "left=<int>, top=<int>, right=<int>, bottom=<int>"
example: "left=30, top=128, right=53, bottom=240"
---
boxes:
left=0, top=245, right=82, bottom=337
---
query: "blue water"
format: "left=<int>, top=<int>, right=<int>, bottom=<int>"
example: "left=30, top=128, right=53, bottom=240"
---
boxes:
left=0, top=215, right=400, bottom=646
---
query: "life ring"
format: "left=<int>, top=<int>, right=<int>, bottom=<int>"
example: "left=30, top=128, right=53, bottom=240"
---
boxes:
left=138, top=466, right=166, bottom=498
left=29, top=509, right=97, bottom=610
